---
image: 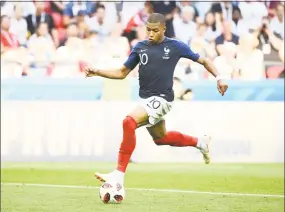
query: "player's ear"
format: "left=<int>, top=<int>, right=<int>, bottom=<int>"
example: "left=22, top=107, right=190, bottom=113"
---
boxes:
left=163, top=25, right=166, bottom=33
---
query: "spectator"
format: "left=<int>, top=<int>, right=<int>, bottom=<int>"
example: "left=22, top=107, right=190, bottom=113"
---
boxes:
left=1, top=47, right=28, bottom=78
left=60, top=23, right=80, bottom=47
left=9, top=4, right=28, bottom=46
left=204, top=11, right=221, bottom=43
left=44, top=1, right=65, bottom=30
left=269, top=3, right=284, bottom=39
left=213, top=42, right=238, bottom=80
left=191, top=23, right=216, bottom=59
left=98, top=1, right=119, bottom=29
left=1, top=15, right=20, bottom=53
left=28, top=22, right=55, bottom=68
left=48, top=1, right=65, bottom=15
left=253, top=16, right=282, bottom=61
left=1, top=1, right=16, bottom=17
left=51, top=24, right=84, bottom=78
left=63, top=25, right=83, bottom=51
left=1, top=1, right=36, bottom=18
left=26, top=2, right=59, bottom=47
left=121, top=1, right=145, bottom=31
left=194, top=2, right=212, bottom=22
left=265, top=0, right=281, bottom=18
left=173, top=6, right=196, bottom=44
left=238, top=0, right=268, bottom=29
left=106, top=23, right=130, bottom=58
left=211, top=1, right=239, bottom=21
left=99, top=23, right=130, bottom=69
left=237, top=33, right=265, bottom=80
left=176, top=1, right=200, bottom=23
left=124, top=2, right=152, bottom=43
left=190, top=23, right=208, bottom=56
left=215, top=21, right=239, bottom=55
left=76, top=10, right=89, bottom=39
left=81, top=29, right=101, bottom=67
left=150, top=1, right=177, bottom=38
left=62, top=1, right=96, bottom=26
left=231, top=7, right=249, bottom=36
left=130, top=25, right=147, bottom=48
left=87, top=4, right=110, bottom=39
left=50, top=46, right=83, bottom=78
left=1, top=14, right=28, bottom=78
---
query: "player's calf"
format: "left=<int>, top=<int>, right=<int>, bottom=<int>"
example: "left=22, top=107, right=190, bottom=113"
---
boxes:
left=117, top=116, right=137, bottom=173
left=153, top=131, right=198, bottom=147
left=153, top=131, right=211, bottom=164
left=94, top=116, right=137, bottom=185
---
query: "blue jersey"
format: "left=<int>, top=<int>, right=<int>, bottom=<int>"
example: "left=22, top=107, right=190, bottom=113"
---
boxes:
left=124, top=37, right=200, bottom=102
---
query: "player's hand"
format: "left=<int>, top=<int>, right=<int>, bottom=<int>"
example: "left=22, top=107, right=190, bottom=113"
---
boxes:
left=217, top=79, right=228, bottom=96
left=85, top=67, right=98, bottom=78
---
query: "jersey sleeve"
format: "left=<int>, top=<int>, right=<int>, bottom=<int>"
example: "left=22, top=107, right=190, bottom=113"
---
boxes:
left=123, top=43, right=140, bottom=70
left=176, top=40, right=200, bottom=61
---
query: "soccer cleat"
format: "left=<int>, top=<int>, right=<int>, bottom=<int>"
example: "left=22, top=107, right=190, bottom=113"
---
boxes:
left=95, top=170, right=124, bottom=184
left=198, top=134, right=211, bottom=164
left=95, top=172, right=114, bottom=182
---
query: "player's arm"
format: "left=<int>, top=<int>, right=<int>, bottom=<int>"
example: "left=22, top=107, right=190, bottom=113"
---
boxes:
left=85, top=44, right=140, bottom=80
left=177, top=41, right=228, bottom=95
left=85, top=65, right=131, bottom=80
left=196, top=57, right=229, bottom=96
left=196, top=57, right=220, bottom=78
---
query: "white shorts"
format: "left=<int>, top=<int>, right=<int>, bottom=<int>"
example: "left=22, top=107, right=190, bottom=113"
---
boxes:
left=140, top=96, right=174, bottom=127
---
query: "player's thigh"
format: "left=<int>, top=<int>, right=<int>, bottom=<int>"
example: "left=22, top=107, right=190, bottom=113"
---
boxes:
left=127, top=105, right=149, bottom=128
left=146, top=120, right=167, bottom=140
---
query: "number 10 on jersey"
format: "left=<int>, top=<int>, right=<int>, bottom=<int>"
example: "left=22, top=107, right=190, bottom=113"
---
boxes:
left=139, top=53, right=148, bottom=65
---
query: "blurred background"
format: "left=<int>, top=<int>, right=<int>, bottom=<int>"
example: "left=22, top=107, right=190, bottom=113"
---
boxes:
left=1, top=0, right=284, bottom=163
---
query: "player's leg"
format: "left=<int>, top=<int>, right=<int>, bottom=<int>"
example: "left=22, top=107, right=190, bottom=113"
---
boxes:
left=95, top=105, right=149, bottom=183
left=147, top=120, right=211, bottom=164
left=116, top=105, right=149, bottom=173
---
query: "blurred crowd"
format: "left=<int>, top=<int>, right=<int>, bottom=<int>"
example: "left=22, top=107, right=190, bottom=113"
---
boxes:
left=1, top=0, right=284, bottom=81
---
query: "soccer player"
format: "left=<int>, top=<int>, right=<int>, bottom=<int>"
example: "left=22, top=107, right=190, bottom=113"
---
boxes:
left=85, top=13, right=228, bottom=184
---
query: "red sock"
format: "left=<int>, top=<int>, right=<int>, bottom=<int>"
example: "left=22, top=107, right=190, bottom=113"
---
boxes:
left=117, top=116, right=137, bottom=173
left=154, top=131, right=198, bottom=147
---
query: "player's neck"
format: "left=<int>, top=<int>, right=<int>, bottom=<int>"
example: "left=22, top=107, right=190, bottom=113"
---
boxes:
left=157, top=36, right=166, bottom=44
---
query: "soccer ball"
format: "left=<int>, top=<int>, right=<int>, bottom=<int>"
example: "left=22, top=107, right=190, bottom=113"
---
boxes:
left=99, top=181, right=125, bottom=204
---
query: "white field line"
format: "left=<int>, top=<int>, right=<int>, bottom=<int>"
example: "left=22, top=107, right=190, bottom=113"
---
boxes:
left=1, top=182, right=284, bottom=198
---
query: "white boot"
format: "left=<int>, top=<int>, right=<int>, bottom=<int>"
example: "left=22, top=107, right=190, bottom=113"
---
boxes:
left=196, top=134, right=211, bottom=164
left=95, top=170, right=125, bottom=184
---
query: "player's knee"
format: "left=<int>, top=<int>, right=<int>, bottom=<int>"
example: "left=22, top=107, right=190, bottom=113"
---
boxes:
left=122, top=116, right=137, bottom=131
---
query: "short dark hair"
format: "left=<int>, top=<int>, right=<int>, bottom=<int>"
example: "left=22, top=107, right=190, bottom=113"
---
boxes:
left=147, top=13, right=165, bottom=24
left=96, top=4, right=105, bottom=13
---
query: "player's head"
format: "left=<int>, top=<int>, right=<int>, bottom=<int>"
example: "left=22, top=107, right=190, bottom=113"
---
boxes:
left=146, top=13, right=166, bottom=44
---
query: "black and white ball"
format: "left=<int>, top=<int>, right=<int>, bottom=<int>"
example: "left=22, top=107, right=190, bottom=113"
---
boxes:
left=99, top=181, right=125, bottom=204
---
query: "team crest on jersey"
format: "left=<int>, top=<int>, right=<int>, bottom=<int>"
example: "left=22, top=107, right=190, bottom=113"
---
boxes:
left=163, top=46, right=170, bottom=60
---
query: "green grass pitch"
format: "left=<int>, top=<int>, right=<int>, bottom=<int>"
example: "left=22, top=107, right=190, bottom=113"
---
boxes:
left=1, top=162, right=284, bottom=212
